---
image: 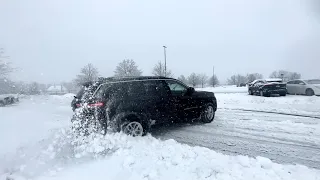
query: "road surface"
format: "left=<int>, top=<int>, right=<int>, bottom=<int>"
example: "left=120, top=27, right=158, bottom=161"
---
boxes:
left=151, top=109, right=320, bottom=169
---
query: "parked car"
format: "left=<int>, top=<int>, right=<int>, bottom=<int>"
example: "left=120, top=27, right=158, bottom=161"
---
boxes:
left=286, top=79, right=320, bottom=96
left=0, top=94, right=19, bottom=106
left=248, top=78, right=287, bottom=97
left=72, top=76, right=217, bottom=136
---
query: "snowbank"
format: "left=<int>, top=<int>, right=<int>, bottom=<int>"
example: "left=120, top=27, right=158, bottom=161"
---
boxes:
left=0, top=95, right=73, bottom=155
left=197, top=86, right=247, bottom=93
left=20, top=133, right=318, bottom=180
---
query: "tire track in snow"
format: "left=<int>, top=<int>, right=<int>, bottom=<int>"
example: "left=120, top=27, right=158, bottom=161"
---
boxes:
left=219, top=108, right=320, bottom=119
left=151, top=109, right=320, bottom=169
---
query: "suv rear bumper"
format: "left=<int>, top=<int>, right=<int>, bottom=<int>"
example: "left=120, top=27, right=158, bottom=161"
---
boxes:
left=265, top=89, right=286, bottom=94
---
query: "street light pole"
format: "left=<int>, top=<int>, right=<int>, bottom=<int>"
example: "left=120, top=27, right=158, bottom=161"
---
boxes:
left=163, top=46, right=167, bottom=77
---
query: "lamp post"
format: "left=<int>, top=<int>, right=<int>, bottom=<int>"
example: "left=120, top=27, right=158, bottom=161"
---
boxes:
left=163, top=46, right=167, bottom=77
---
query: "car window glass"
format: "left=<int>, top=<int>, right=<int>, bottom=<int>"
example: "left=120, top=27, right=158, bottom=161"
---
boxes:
left=255, top=81, right=264, bottom=85
left=165, top=80, right=187, bottom=94
left=94, top=84, right=111, bottom=99
left=143, top=81, right=167, bottom=96
left=127, top=82, right=145, bottom=97
left=295, top=80, right=304, bottom=85
left=76, top=87, right=85, bottom=98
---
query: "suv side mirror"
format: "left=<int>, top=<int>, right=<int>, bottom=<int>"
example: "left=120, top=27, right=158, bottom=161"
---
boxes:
left=186, top=87, right=195, bottom=95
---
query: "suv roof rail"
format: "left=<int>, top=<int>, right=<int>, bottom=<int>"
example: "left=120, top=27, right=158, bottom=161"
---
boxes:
left=103, top=76, right=173, bottom=81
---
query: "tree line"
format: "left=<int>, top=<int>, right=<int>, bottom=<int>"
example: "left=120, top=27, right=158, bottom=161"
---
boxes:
left=226, top=70, right=301, bottom=86
left=0, top=48, right=304, bottom=94
left=73, top=60, right=220, bottom=88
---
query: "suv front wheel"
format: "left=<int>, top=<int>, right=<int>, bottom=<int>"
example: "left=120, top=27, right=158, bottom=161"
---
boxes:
left=201, top=103, right=215, bottom=123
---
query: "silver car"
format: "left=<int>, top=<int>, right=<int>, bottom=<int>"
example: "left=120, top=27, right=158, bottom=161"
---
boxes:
left=286, top=79, right=320, bottom=96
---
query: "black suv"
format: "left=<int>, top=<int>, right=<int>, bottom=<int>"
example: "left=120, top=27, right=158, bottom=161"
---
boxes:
left=72, top=76, right=217, bottom=136
left=248, top=79, right=287, bottom=97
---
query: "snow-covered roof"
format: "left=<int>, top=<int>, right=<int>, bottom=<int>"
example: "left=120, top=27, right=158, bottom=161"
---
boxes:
left=265, top=78, right=282, bottom=82
left=47, top=85, right=68, bottom=92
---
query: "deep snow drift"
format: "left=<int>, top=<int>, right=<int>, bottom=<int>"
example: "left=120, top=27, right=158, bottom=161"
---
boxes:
left=1, top=93, right=320, bottom=180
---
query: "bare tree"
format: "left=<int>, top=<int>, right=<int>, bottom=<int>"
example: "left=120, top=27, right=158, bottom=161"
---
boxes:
left=269, top=70, right=301, bottom=81
left=0, top=48, right=12, bottom=78
left=62, top=81, right=79, bottom=93
left=227, top=75, right=237, bottom=85
left=289, top=72, right=301, bottom=80
left=74, top=63, right=99, bottom=85
left=114, top=59, right=142, bottom=77
left=198, top=73, right=208, bottom=88
left=227, top=74, right=246, bottom=85
left=178, top=75, right=187, bottom=84
left=208, top=75, right=219, bottom=87
left=187, top=73, right=200, bottom=87
left=28, top=82, right=40, bottom=95
left=246, top=73, right=263, bottom=83
left=152, top=61, right=173, bottom=77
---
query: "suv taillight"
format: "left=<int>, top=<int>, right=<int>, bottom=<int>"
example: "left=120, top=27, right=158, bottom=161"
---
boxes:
left=88, top=102, right=104, bottom=107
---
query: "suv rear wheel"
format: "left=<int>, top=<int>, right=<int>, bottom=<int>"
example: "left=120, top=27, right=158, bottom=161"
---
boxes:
left=121, top=121, right=144, bottom=136
left=201, top=103, right=215, bottom=123
left=120, top=114, right=147, bottom=137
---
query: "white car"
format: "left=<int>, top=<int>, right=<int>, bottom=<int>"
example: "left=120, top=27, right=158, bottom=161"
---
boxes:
left=286, top=79, right=320, bottom=96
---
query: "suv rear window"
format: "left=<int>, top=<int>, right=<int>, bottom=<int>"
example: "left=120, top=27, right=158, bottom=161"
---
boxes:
left=76, top=87, right=85, bottom=98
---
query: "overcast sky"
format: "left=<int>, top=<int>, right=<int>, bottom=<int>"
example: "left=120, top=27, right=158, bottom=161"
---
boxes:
left=0, top=0, right=319, bottom=84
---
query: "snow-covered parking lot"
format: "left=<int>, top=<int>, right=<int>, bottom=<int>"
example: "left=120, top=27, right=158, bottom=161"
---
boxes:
left=1, top=89, right=320, bottom=180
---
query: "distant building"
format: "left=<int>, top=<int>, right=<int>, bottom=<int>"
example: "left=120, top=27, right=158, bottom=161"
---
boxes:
left=47, top=85, right=68, bottom=95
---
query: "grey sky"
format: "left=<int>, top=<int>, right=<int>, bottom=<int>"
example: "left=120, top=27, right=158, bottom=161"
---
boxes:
left=0, top=0, right=319, bottom=84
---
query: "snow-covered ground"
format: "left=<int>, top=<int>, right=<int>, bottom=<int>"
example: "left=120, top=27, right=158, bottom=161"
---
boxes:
left=1, top=89, right=320, bottom=180
left=215, top=93, right=320, bottom=117
left=196, top=85, right=248, bottom=93
left=197, top=86, right=320, bottom=117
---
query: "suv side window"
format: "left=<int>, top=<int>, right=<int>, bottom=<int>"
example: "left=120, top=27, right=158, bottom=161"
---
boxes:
left=143, top=80, right=167, bottom=96
left=127, top=81, right=145, bottom=97
left=165, top=80, right=188, bottom=95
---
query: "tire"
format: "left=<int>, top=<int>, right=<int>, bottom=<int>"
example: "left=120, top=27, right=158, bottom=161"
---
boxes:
left=260, top=90, right=270, bottom=97
left=260, top=90, right=264, bottom=96
left=201, top=103, right=215, bottom=123
left=121, top=121, right=144, bottom=137
left=306, top=89, right=314, bottom=96
left=120, top=115, right=147, bottom=136
left=248, top=90, right=253, bottom=95
left=0, top=101, right=5, bottom=107
left=280, top=93, right=286, bottom=96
